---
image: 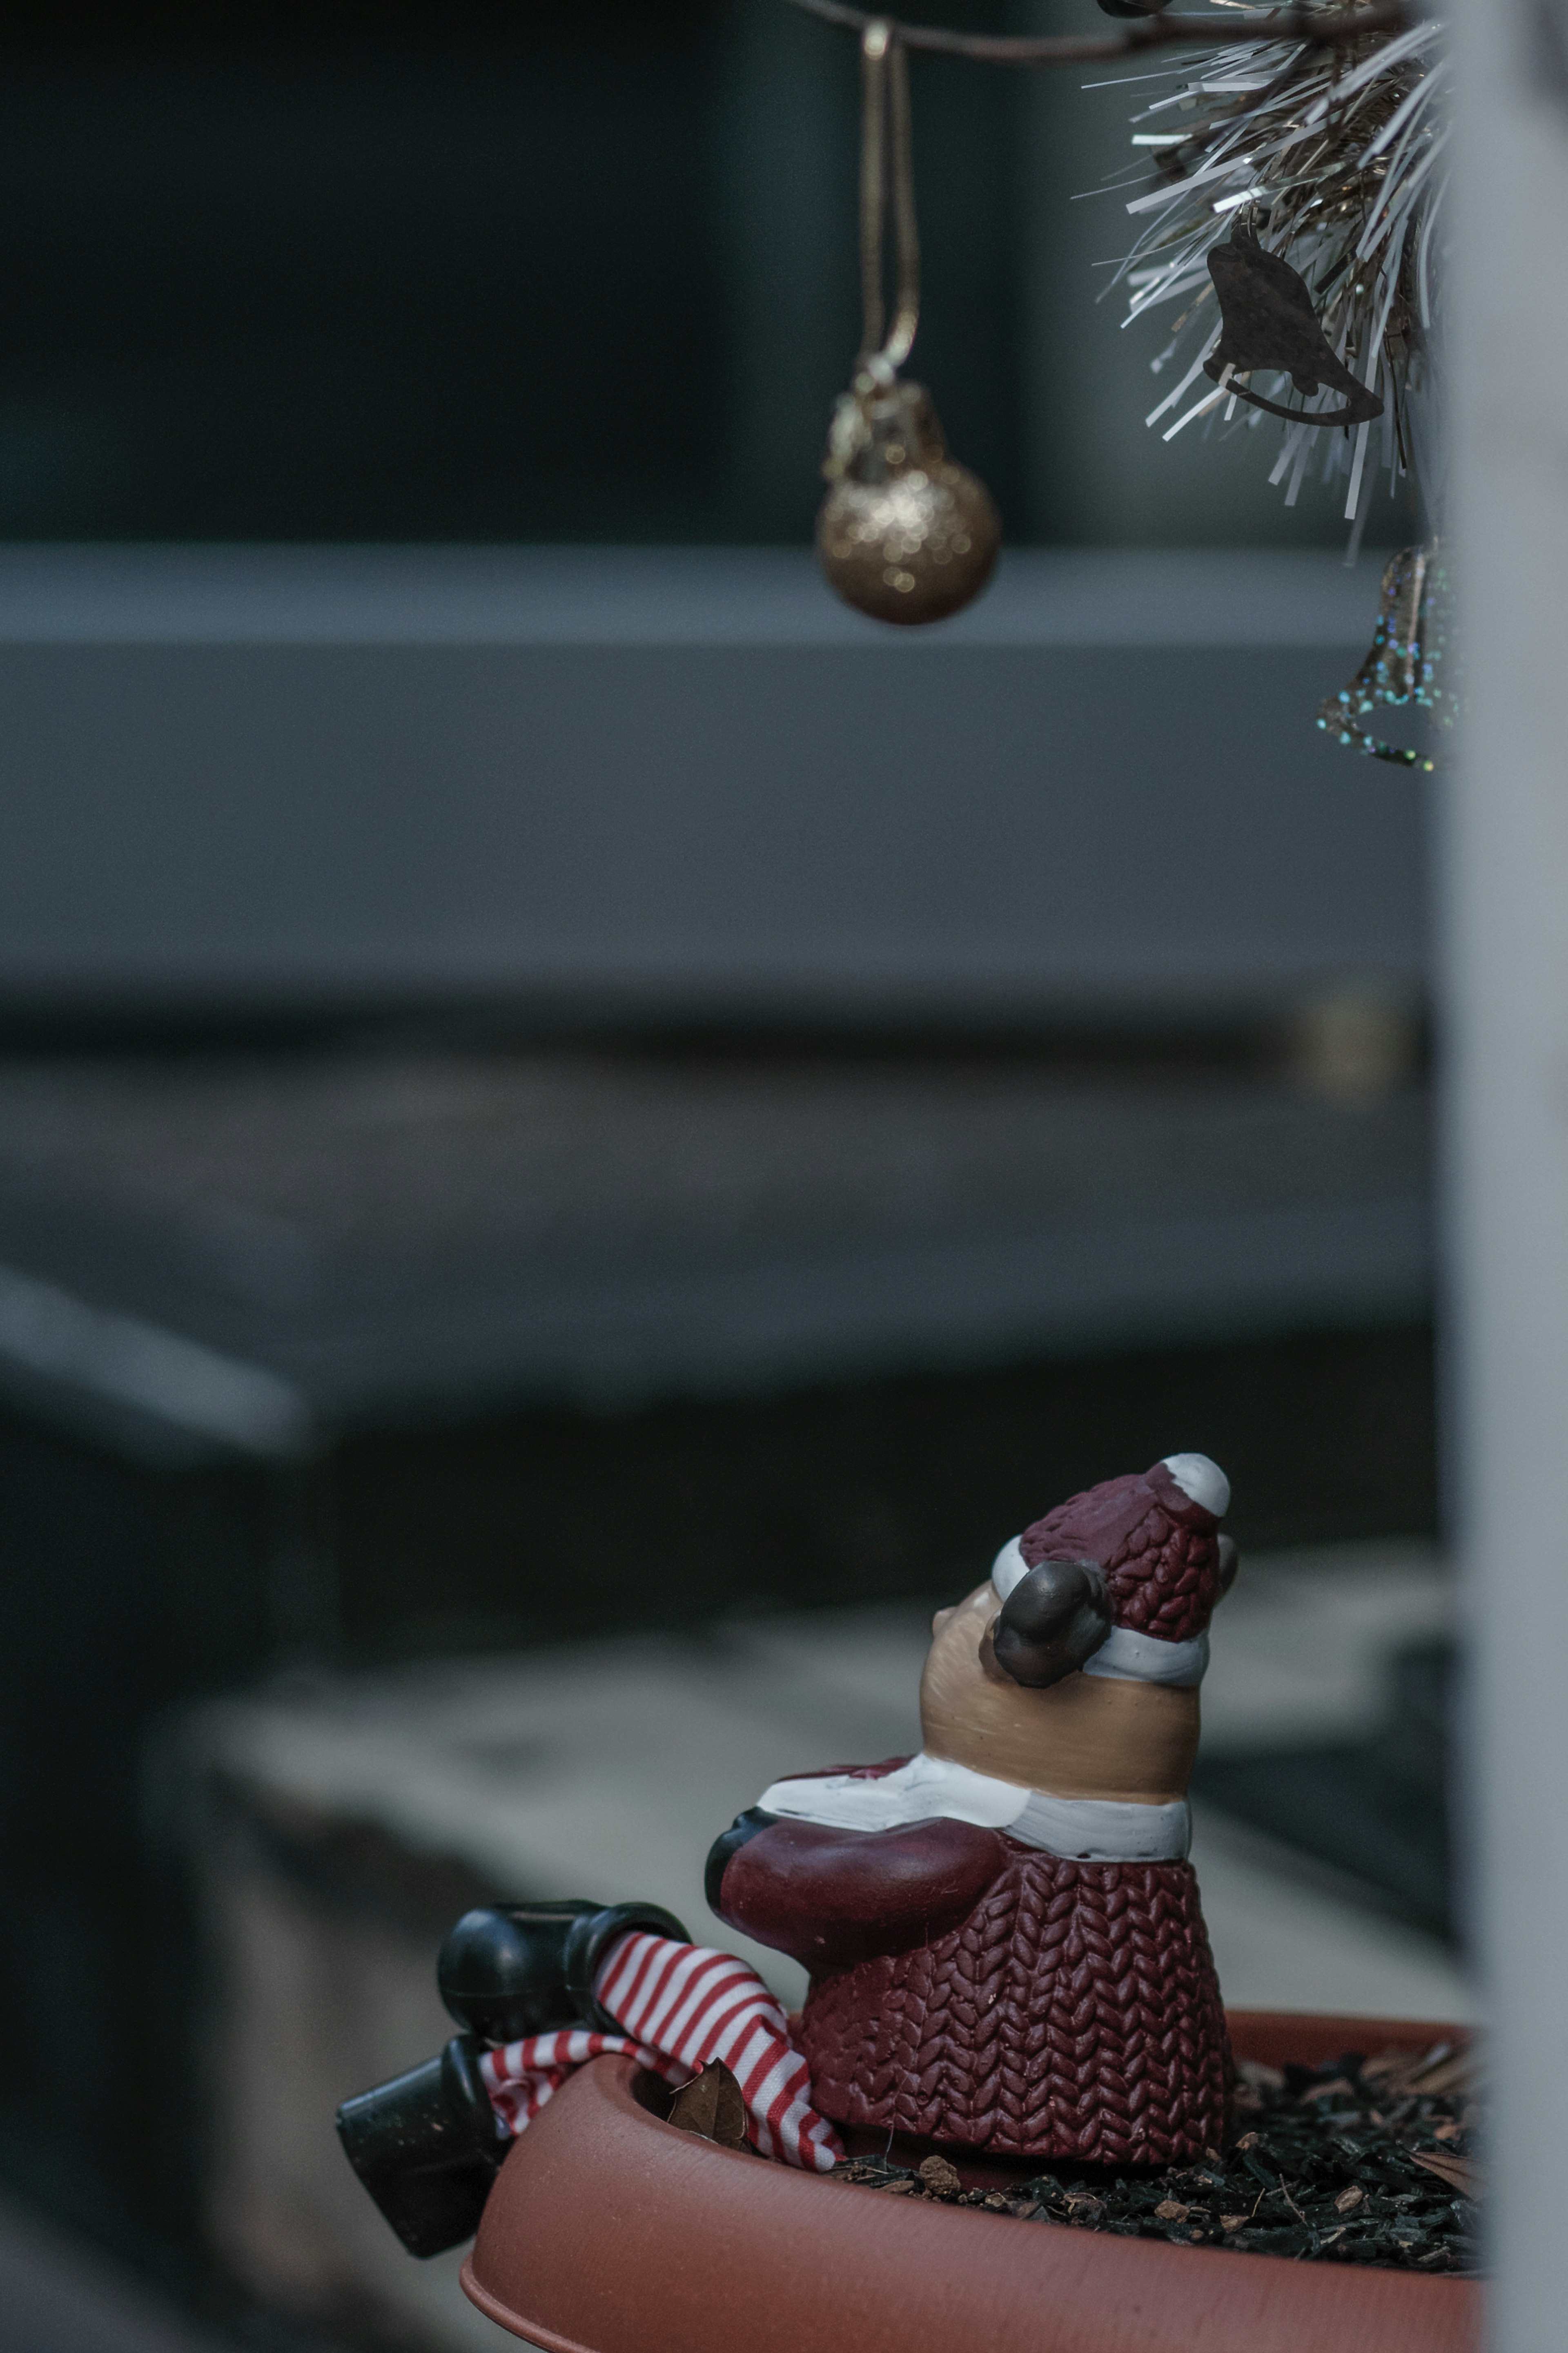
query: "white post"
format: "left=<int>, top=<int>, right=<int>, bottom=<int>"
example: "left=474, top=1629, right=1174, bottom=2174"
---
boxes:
left=1450, top=6, right=1568, bottom=2343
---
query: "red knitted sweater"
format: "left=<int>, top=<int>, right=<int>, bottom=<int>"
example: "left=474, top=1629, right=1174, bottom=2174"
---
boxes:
left=713, top=1810, right=1230, bottom=2165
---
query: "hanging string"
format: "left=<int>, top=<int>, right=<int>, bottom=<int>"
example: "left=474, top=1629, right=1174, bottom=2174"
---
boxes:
left=857, top=22, right=919, bottom=379
left=818, top=15, right=1003, bottom=624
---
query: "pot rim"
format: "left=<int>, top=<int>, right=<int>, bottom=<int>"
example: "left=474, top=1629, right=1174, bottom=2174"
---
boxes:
left=463, top=2009, right=1478, bottom=2353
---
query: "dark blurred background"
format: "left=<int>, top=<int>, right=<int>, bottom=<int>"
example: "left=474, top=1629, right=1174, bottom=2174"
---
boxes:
left=0, top=7, right=1450, bottom=2352
left=0, top=0, right=1399, bottom=548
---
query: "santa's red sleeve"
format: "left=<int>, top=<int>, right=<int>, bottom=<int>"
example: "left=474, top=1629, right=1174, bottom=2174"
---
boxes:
left=706, top=1811, right=1008, bottom=1976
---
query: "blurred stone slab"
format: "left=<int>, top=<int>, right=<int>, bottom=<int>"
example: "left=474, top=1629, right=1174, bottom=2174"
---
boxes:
left=1198, top=1540, right=1453, bottom=1751
left=1194, top=1541, right=1458, bottom=1937
left=0, top=1048, right=1428, bottom=1447
left=180, top=1550, right=1470, bottom=2353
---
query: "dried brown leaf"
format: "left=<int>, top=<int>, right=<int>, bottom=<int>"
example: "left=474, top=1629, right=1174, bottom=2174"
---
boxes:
left=1361, top=2041, right=1481, bottom=2101
left=1362, top=2045, right=1436, bottom=2085
left=666, top=2059, right=750, bottom=2152
left=1412, top=2148, right=1482, bottom=2199
left=1407, top=2051, right=1481, bottom=2099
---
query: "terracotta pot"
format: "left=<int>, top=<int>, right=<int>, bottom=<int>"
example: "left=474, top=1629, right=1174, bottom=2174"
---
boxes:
left=462, top=2010, right=1478, bottom=2353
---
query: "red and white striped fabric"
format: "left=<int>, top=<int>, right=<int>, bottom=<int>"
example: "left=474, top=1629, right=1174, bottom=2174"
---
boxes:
left=478, top=1932, right=843, bottom=2172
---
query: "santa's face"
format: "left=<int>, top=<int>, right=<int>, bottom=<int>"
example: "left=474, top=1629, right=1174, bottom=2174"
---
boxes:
left=918, top=1578, right=1201, bottom=1806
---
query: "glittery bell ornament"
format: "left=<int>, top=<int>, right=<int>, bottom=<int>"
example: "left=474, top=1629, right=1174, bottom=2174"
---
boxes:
left=815, top=20, right=1000, bottom=628
left=818, top=367, right=999, bottom=626
left=1316, top=541, right=1460, bottom=772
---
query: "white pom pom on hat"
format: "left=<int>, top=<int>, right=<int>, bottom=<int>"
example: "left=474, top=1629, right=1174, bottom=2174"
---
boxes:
left=1160, top=1453, right=1230, bottom=1517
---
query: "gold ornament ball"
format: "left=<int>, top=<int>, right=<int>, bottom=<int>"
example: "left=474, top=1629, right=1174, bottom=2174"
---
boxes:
left=816, top=379, right=1000, bottom=627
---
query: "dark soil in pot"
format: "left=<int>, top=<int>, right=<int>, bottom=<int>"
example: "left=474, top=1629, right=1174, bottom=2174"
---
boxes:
left=824, top=2036, right=1479, bottom=2274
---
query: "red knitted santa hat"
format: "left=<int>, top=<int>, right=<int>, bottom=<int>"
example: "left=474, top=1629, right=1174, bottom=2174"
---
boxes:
left=1017, top=1455, right=1229, bottom=1646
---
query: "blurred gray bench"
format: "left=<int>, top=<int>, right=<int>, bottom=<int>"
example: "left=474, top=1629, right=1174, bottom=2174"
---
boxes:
left=0, top=544, right=1418, bottom=1026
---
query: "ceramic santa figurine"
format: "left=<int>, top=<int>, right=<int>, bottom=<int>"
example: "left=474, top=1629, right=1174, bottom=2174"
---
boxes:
left=706, top=1454, right=1238, bottom=2171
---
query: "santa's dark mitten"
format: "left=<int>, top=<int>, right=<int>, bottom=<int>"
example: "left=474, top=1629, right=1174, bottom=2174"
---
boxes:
left=992, top=1557, right=1111, bottom=1688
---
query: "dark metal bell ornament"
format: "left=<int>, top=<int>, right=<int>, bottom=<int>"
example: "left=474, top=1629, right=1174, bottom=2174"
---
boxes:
left=815, top=21, right=999, bottom=628
left=1204, top=221, right=1384, bottom=427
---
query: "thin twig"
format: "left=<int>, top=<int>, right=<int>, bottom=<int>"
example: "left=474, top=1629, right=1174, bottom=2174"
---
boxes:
left=778, top=0, right=1411, bottom=69
left=1278, top=2174, right=1312, bottom=2228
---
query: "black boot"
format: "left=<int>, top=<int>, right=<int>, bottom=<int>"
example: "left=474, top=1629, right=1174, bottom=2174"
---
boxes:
left=438, top=1897, right=689, bottom=2043
left=335, top=2033, right=508, bottom=2259
left=338, top=1896, right=689, bottom=2256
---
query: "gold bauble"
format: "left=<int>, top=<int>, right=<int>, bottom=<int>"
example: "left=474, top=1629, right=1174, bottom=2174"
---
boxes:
left=816, top=377, right=999, bottom=627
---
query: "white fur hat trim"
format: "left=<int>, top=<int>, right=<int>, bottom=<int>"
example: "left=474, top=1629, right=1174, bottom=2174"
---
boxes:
left=1160, top=1452, right=1230, bottom=1517
left=990, top=1535, right=1030, bottom=1603
left=1085, top=1625, right=1208, bottom=1688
